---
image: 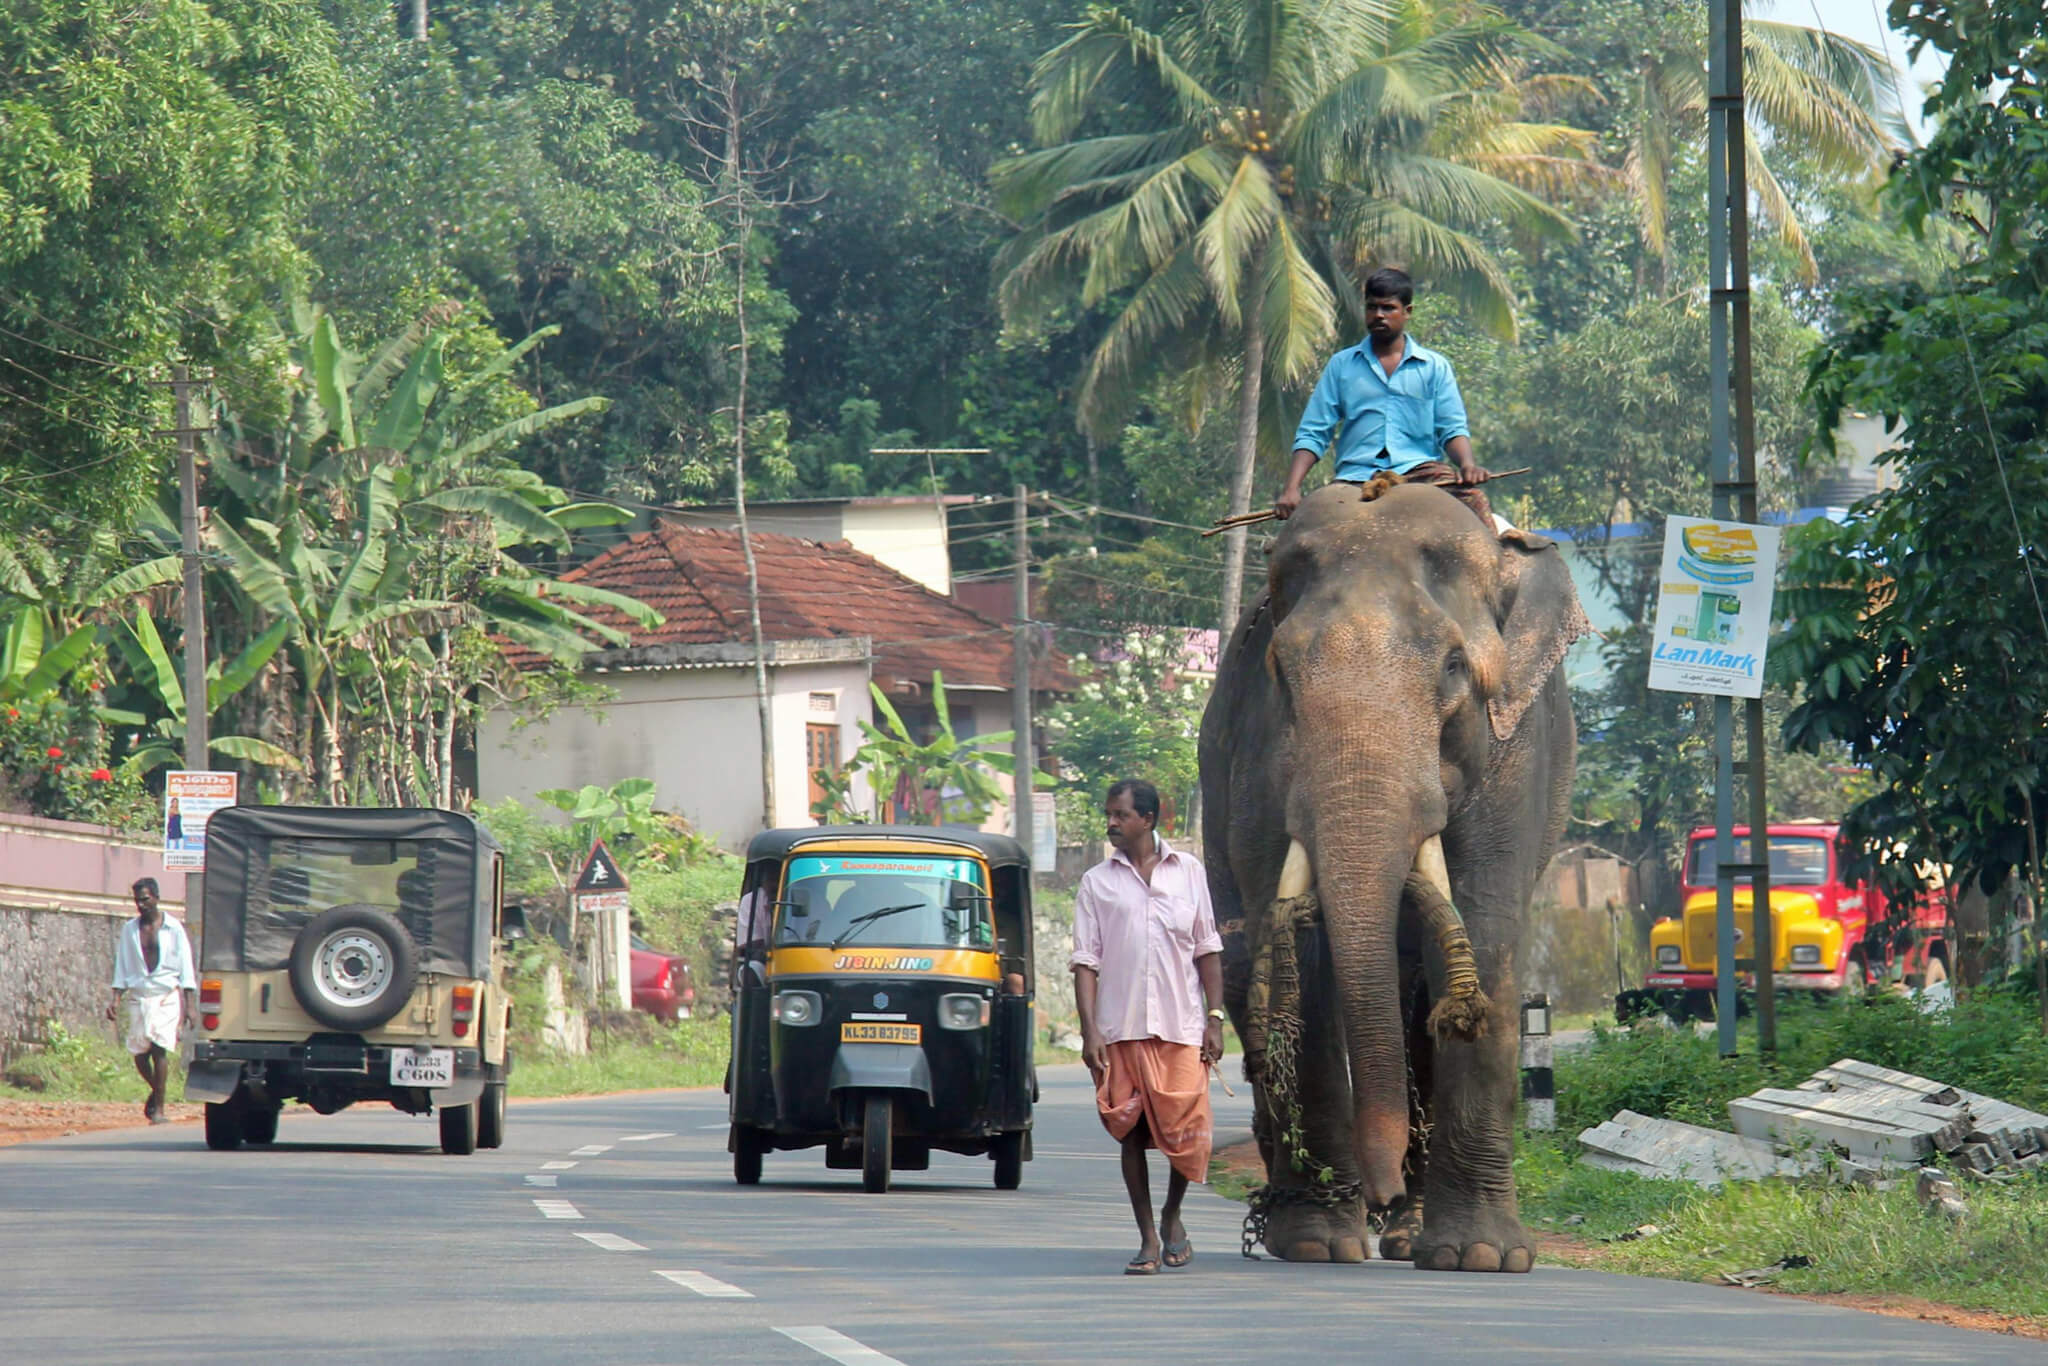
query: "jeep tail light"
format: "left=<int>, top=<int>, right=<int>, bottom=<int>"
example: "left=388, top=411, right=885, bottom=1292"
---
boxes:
left=200, top=978, right=222, bottom=1031
left=452, top=985, right=477, bottom=1038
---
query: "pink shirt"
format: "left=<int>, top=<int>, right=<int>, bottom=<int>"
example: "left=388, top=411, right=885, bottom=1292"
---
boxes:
left=1069, top=837, right=1223, bottom=1047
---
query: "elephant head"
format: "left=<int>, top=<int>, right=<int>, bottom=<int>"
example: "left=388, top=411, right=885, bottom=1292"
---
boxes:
left=1257, top=481, right=1586, bottom=1207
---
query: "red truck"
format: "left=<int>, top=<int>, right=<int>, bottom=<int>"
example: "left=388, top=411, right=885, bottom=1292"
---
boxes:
left=1634, top=822, right=1950, bottom=1021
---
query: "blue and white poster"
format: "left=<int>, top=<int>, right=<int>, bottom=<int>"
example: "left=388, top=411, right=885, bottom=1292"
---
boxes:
left=1647, top=516, right=1781, bottom=699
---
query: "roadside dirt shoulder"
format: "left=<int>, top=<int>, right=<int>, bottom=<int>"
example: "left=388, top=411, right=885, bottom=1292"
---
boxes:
left=0, top=1098, right=202, bottom=1147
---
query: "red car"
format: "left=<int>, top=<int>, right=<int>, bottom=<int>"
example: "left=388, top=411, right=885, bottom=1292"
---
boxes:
left=630, top=936, right=696, bottom=1021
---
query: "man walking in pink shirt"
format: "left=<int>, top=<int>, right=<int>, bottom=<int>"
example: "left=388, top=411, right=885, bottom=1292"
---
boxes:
left=1070, top=779, right=1226, bottom=1274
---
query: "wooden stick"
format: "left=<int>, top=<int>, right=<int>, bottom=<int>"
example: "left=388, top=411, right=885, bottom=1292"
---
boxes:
left=1200, top=467, right=1535, bottom=536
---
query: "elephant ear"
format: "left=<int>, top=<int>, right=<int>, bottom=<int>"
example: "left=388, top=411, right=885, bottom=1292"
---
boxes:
left=1489, top=529, right=1591, bottom=742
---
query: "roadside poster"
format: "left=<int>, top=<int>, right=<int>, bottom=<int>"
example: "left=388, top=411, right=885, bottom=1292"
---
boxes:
left=163, top=770, right=238, bottom=869
left=1031, top=791, right=1057, bottom=870
left=1647, top=516, right=1781, bottom=699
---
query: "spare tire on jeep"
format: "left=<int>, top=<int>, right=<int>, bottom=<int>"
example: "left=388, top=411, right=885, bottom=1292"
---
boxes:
left=289, top=904, right=420, bottom=1031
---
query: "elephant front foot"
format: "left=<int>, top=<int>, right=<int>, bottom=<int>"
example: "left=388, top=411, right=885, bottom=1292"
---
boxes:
left=1411, top=1204, right=1534, bottom=1273
left=1261, top=1195, right=1368, bottom=1263
left=1377, top=1192, right=1424, bottom=1262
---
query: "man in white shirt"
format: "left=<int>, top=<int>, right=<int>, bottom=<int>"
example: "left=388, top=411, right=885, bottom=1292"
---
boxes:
left=1070, top=779, right=1225, bottom=1274
left=107, top=877, right=199, bottom=1123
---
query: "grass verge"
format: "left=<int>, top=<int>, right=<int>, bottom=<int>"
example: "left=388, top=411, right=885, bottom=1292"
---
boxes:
left=3, top=1022, right=162, bottom=1103
left=512, top=1017, right=730, bottom=1098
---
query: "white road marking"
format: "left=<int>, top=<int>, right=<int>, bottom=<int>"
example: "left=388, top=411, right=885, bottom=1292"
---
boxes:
left=617, top=1132, right=675, bottom=1142
left=573, top=1231, right=646, bottom=1252
left=542, top=1160, right=577, bottom=1170
left=775, top=1326, right=906, bottom=1365
left=697, top=1122, right=729, bottom=1130
left=656, top=1269, right=753, bottom=1299
left=569, top=1144, right=613, bottom=1156
left=532, top=1199, right=582, bottom=1220
left=524, top=1174, right=558, bottom=1187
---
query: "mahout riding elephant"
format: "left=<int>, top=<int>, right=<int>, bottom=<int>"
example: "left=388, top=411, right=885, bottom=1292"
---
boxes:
left=1199, top=478, right=1586, bottom=1270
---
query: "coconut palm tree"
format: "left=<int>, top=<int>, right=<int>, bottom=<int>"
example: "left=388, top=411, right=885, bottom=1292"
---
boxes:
left=994, top=0, right=1601, bottom=635
left=1601, top=2, right=1902, bottom=283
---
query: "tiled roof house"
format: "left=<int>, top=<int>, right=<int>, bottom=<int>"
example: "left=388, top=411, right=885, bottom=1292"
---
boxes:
left=479, top=522, right=1071, bottom=850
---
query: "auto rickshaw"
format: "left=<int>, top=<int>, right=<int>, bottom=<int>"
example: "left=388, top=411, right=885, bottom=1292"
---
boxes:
left=726, top=826, right=1036, bottom=1192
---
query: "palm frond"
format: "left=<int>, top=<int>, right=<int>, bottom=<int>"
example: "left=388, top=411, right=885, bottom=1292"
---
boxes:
left=1193, top=152, right=1281, bottom=325
left=992, top=129, right=1205, bottom=221
left=1259, top=216, right=1338, bottom=387
left=1341, top=197, right=1519, bottom=340
left=1745, top=142, right=1820, bottom=284
left=1078, top=243, right=1218, bottom=440
left=1744, top=21, right=1899, bottom=173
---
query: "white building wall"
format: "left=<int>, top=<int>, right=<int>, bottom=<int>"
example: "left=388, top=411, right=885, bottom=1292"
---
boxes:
left=840, top=502, right=952, bottom=595
left=478, top=659, right=875, bottom=851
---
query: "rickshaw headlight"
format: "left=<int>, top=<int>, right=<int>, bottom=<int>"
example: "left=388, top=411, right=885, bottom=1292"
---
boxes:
left=938, top=993, right=990, bottom=1030
left=773, top=990, right=822, bottom=1027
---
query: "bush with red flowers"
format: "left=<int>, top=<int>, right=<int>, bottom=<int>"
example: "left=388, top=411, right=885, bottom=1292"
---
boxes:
left=0, top=696, right=154, bottom=831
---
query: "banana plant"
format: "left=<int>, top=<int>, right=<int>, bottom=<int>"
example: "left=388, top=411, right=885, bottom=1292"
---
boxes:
left=822, top=671, right=1019, bottom=827
left=106, top=611, right=301, bottom=776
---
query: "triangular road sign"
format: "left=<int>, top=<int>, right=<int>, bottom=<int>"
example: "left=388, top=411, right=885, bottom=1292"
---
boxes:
left=574, top=839, right=628, bottom=892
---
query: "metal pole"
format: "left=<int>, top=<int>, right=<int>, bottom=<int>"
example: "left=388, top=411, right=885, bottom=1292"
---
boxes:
left=1011, top=484, right=1034, bottom=864
left=1708, top=0, right=1773, bottom=1052
left=174, top=365, right=209, bottom=773
left=1707, top=0, right=1738, bottom=1056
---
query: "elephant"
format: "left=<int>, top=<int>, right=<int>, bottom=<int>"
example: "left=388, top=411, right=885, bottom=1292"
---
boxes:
left=1199, top=477, right=1587, bottom=1271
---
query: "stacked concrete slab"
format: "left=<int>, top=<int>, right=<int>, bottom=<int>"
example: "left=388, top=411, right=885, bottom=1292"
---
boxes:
left=1578, top=1057, right=2048, bottom=1186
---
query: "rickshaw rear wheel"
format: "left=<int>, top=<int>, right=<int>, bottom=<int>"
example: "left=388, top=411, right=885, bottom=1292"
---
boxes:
left=993, top=1131, right=1023, bottom=1190
left=862, top=1095, right=893, bottom=1193
left=733, top=1125, right=764, bottom=1185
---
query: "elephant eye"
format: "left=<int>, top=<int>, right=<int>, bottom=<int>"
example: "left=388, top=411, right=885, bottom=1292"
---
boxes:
left=1444, top=649, right=1468, bottom=680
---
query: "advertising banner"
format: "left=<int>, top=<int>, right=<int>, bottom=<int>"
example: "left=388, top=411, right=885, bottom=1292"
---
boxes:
left=1647, top=516, right=1781, bottom=699
left=163, top=770, right=238, bottom=869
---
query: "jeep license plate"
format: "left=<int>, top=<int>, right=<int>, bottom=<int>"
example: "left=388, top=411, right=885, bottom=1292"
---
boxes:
left=390, top=1048, right=455, bottom=1087
left=841, top=1022, right=920, bottom=1044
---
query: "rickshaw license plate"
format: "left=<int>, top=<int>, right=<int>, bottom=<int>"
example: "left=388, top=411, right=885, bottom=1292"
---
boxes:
left=841, top=1022, right=921, bottom=1044
left=390, top=1048, right=455, bottom=1087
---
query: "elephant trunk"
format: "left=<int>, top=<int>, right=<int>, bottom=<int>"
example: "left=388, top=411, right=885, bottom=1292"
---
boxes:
left=1297, top=804, right=1419, bottom=1210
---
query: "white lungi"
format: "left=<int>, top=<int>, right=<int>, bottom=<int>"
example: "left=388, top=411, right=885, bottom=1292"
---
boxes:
left=123, top=991, right=182, bottom=1054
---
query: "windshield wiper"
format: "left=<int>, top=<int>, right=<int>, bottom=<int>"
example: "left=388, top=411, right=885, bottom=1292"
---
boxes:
left=831, top=902, right=926, bottom=949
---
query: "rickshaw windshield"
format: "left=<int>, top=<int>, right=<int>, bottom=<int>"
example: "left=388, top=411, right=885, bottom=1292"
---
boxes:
left=776, top=853, right=994, bottom=950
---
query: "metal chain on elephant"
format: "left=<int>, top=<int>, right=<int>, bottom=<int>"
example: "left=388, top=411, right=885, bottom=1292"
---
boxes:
left=1241, top=1177, right=1367, bottom=1259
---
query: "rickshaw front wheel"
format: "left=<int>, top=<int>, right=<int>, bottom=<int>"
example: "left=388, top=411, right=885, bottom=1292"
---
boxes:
left=862, top=1095, right=894, bottom=1193
left=733, top=1125, right=764, bottom=1185
left=993, top=1131, right=1023, bottom=1190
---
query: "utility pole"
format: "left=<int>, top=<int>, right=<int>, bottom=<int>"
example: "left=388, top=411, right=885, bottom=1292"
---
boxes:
left=1011, top=484, right=1034, bottom=865
left=411, top=0, right=428, bottom=42
left=171, top=365, right=209, bottom=771
left=1708, top=0, right=1773, bottom=1054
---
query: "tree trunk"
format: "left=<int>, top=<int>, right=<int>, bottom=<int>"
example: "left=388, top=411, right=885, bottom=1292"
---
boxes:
left=725, top=81, right=777, bottom=833
left=1218, top=272, right=1268, bottom=645
left=437, top=629, right=457, bottom=808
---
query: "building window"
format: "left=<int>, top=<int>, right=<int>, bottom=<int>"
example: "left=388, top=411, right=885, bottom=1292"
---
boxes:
left=808, top=690, right=838, bottom=716
left=806, top=722, right=842, bottom=817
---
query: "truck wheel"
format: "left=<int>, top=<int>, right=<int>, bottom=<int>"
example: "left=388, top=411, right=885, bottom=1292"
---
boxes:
left=993, top=1131, right=1024, bottom=1190
left=1677, top=989, right=1716, bottom=1023
left=861, top=1095, right=893, bottom=1193
left=204, top=1099, right=245, bottom=1151
left=1840, top=956, right=1869, bottom=997
left=288, top=904, right=419, bottom=1032
left=477, top=1081, right=506, bottom=1150
left=440, top=1101, right=478, bottom=1155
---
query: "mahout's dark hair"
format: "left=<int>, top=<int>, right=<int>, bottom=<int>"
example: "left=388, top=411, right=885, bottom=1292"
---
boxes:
left=1364, top=267, right=1414, bottom=305
left=1106, top=778, right=1161, bottom=825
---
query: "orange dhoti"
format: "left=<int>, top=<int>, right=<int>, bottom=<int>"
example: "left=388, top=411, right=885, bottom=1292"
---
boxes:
left=1095, top=1038, right=1212, bottom=1182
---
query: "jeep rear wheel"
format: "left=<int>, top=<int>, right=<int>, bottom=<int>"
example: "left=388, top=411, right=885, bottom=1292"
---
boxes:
left=288, top=904, right=419, bottom=1032
left=477, top=1081, right=506, bottom=1150
left=243, top=1101, right=281, bottom=1145
left=440, top=1101, right=478, bottom=1155
left=204, top=1100, right=245, bottom=1151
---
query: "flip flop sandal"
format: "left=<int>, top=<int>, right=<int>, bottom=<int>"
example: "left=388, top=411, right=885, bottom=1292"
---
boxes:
left=1124, top=1253, right=1161, bottom=1276
left=1163, top=1238, right=1193, bottom=1268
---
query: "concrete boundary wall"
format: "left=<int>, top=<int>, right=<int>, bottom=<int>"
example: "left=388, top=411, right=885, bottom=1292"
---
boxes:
left=0, top=813, right=190, bottom=1062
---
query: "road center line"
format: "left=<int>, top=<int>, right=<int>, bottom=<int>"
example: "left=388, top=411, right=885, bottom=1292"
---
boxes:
left=617, top=1132, right=676, bottom=1142
left=524, top=1174, right=558, bottom=1187
left=573, top=1231, right=647, bottom=1252
left=774, top=1326, right=906, bottom=1365
left=532, top=1199, right=582, bottom=1220
left=541, top=1160, right=578, bottom=1170
left=569, top=1145, right=613, bottom=1156
left=656, top=1269, right=754, bottom=1299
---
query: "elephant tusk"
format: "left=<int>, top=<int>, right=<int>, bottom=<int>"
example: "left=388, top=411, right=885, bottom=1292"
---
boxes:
left=1406, top=836, right=1491, bottom=1041
left=1277, top=837, right=1314, bottom=900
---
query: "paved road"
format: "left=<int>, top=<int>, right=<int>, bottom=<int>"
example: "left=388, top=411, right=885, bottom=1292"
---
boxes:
left=0, top=1063, right=2034, bottom=1364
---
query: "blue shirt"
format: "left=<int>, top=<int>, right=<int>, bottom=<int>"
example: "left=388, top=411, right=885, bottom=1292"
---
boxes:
left=1290, top=337, right=1470, bottom=478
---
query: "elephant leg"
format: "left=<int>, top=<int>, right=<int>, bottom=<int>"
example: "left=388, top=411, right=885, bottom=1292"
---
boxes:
left=1413, top=928, right=1534, bottom=1273
left=1257, top=925, right=1368, bottom=1263
left=1379, top=951, right=1433, bottom=1262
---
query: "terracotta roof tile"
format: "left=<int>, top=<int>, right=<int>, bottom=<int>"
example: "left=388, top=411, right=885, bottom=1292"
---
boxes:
left=505, top=522, right=1073, bottom=693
